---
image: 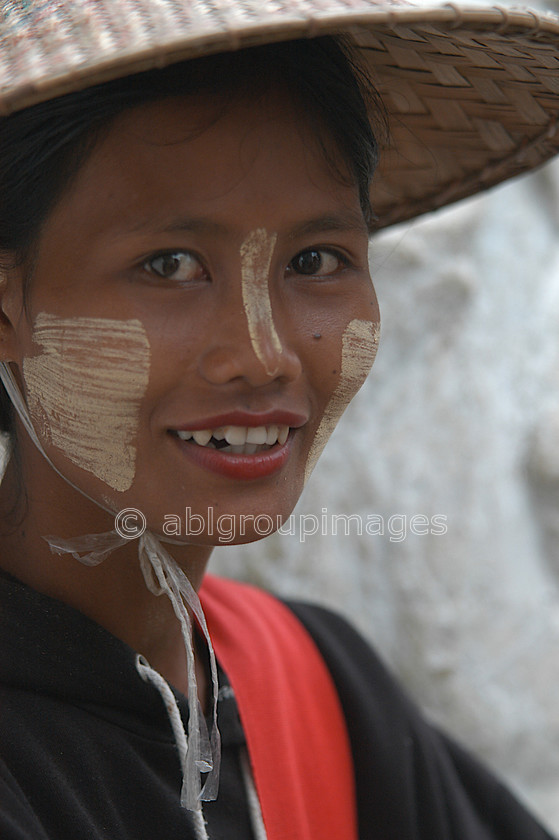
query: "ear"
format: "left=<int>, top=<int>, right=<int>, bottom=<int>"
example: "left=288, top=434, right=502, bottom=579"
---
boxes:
left=0, top=259, right=25, bottom=363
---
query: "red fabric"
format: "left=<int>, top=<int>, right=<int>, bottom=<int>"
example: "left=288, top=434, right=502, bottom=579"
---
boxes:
left=200, top=574, right=358, bottom=840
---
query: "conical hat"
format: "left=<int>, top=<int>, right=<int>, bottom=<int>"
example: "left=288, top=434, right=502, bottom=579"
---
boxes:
left=2, top=0, right=559, bottom=227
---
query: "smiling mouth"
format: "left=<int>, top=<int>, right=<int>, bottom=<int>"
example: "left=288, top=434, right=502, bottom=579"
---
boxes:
left=170, top=424, right=290, bottom=455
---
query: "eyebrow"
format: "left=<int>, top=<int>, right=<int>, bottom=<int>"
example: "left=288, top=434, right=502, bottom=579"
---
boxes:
left=127, top=217, right=227, bottom=236
left=287, top=211, right=368, bottom=239
left=125, top=209, right=368, bottom=239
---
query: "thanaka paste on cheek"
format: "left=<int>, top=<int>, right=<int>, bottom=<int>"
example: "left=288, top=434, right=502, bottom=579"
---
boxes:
left=240, top=228, right=283, bottom=376
left=23, top=314, right=150, bottom=492
left=304, top=319, right=380, bottom=483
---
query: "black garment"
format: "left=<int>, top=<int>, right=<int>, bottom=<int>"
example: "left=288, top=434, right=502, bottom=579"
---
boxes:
left=0, top=573, right=555, bottom=839
left=0, top=573, right=254, bottom=840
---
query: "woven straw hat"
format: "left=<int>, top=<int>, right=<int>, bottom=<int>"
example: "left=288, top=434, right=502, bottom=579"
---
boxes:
left=2, top=0, right=559, bottom=229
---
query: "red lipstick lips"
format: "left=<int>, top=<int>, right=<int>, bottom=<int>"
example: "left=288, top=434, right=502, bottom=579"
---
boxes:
left=172, top=433, right=292, bottom=480
left=169, top=410, right=304, bottom=480
left=172, top=410, right=305, bottom=432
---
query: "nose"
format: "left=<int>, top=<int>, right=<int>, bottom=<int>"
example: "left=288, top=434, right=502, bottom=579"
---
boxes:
left=198, top=304, right=303, bottom=387
left=198, top=229, right=302, bottom=387
left=198, top=333, right=302, bottom=386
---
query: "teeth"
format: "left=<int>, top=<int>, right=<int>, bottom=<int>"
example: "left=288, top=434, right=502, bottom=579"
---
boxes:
left=224, top=426, right=247, bottom=446
left=175, top=424, right=290, bottom=449
left=193, top=429, right=212, bottom=446
left=221, top=443, right=268, bottom=454
left=228, top=444, right=246, bottom=454
left=246, top=426, right=267, bottom=444
left=266, top=425, right=278, bottom=445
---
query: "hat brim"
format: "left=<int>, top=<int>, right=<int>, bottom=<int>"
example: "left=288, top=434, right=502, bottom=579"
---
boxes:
left=2, top=1, right=559, bottom=229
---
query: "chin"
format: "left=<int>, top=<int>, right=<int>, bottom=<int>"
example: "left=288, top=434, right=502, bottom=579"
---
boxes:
left=151, top=503, right=295, bottom=548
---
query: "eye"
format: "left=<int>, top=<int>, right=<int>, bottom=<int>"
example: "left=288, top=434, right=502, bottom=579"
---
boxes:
left=289, top=249, right=346, bottom=277
left=143, top=251, right=205, bottom=284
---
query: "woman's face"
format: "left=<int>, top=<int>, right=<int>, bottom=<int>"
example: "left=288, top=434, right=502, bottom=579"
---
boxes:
left=7, top=88, right=379, bottom=544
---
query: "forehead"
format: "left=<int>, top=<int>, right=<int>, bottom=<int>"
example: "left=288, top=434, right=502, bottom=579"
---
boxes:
left=43, top=89, right=366, bottom=243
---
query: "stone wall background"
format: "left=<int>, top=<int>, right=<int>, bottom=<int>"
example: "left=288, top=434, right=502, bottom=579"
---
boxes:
left=212, top=25, right=559, bottom=830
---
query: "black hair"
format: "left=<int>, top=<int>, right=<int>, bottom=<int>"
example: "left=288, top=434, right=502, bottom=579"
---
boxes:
left=0, top=36, right=384, bottom=448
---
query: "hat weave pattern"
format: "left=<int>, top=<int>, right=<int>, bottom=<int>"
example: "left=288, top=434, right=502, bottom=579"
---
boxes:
left=355, top=13, right=559, bottom=225
left=2, top=0, right=559, bottom=226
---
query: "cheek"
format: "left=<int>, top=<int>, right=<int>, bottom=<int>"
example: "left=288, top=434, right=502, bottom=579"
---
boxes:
left=304, top=318, right=380, bottom=483
left=23, top=313, right=150, bottom=492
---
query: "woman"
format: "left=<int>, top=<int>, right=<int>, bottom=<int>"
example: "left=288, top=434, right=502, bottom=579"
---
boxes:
left=0, top=1, right=557, bottom=838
